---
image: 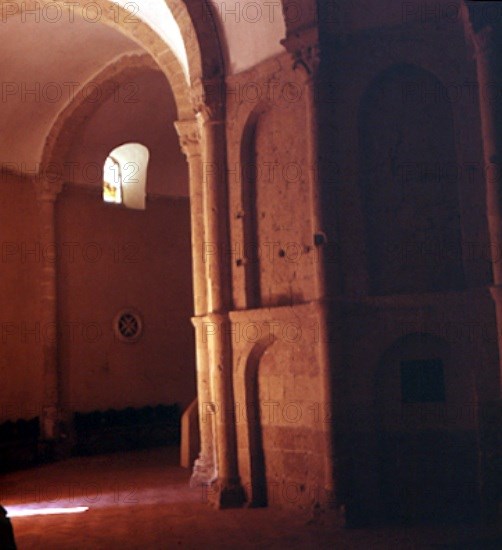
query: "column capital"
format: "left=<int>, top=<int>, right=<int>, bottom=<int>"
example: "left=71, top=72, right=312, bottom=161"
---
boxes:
left=490, top=284, right=502, bottom=303
left=34, top=177, right=63, bottom=203
left=463, top=1, right=502, bottom=57
left=281, top=25, right=320, bottom=79
left=175, top=119, right=202, bottom=158
left=191, top=77, right=225, bottom=124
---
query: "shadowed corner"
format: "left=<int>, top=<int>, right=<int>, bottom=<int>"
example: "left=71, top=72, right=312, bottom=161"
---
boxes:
left=0, top=505, right=17, bottom=550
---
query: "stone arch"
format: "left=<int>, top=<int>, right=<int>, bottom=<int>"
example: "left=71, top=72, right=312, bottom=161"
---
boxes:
left=4, top=1, right=235, bottom=501
left=3, top=1, right=196, bottom=117
left=41, top=53, right=164, bottom=178
left=358, top=62, right=465, bottom=296
left=180, top=0, right=226, bottom=79
left=43, top=53, right=194, bottom=435
left=242, top=336, right=277, bottom=506
left=4, top=1, right=229, bottom=128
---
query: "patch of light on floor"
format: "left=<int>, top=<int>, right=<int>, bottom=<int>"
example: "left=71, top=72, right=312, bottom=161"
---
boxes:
left=5, top=506, right=89, bottom=518
left=2, top=483, right=200, bottom=518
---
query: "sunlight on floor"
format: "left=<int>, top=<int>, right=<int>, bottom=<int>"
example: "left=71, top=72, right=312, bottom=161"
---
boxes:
left=6, top=506, right=89, bottom=518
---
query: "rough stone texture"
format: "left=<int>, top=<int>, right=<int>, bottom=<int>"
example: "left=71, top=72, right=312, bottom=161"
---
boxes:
left=230, top=304, right=325, bottom=509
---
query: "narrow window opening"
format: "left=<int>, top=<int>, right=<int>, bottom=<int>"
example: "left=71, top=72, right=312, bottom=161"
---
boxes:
left=102, top=143, right=149, bottom=210
left=103, top=155, right=122, bottom=204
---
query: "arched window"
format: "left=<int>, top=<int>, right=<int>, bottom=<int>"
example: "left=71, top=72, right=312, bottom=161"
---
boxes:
left=103, top=143, right=149, bottom=210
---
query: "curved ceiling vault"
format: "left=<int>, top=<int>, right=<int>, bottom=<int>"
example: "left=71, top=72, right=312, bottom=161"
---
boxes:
left=0, top=0, right=287, bottom=174
left=208, top=0, right=286, bottom=74
left=0, top=12, right=145, bottom=170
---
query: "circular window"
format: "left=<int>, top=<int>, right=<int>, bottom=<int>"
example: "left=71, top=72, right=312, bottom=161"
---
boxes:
left=114, top=309, right=142, bottom=343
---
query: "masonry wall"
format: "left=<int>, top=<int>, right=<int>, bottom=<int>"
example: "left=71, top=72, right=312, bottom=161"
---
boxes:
left=226, top=53, right=326, bottom=509
left=51, top=65, right=196, bottom=417
left=56, top=187, right=195, bottom=414
left=0, top=174, right=44, bottom=423
left=318, top=2, right=501, bottom=522
left=221, top=0, right=502, bottom=518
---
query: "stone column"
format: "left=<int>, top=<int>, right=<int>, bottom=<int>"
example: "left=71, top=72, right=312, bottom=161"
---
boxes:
left=192, top=79, right=245, bottom=507
left=463, top=1, right=502, bottom=522
left=175, top=119, right=208, bottom=317
left=34, top=176, right=63, bottom=441
left=175, top=119, right=216, bottom=485
left=464, top=3, right=502, bottom=394
left=282, top=28, right=344, bottom=519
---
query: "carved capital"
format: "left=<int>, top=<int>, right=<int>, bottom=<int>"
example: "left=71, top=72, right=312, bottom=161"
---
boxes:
left=191, top=77, right=225, bottom=123
left=175, top=119, right=201, bottom=158
left=34, top=176, right=63, bottom=203
left=281, top=26, right=320, bottom=79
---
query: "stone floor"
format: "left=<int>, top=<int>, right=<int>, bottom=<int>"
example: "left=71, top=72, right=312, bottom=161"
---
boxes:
left=1, top=447, right=500, bottom=549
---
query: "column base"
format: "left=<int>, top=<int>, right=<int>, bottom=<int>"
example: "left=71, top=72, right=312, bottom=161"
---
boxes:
left=207, top=479, right=246, bottom=509
left=190, top=454, right=216, bottom=488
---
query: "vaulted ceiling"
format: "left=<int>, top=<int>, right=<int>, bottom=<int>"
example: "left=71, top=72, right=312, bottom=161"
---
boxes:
left=0, top=0, right=287, bottom=173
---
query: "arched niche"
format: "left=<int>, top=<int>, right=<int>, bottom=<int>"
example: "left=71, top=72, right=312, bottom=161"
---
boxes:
left=359, top=64, right=465, bottom=296
left=242, top=337, right=276, bottom=507
left=240, top=332, right=322, bottom=510
left=240, top=103, right=309, bottom=308
left=240, top=108, right=265, bottom=309
left=374, top=332, right=479, bottom=523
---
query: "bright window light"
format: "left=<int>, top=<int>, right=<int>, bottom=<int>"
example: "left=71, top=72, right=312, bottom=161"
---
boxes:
left=102, top=143, right=149, bottom=210
left=103, top=155, right=122, bottom=204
